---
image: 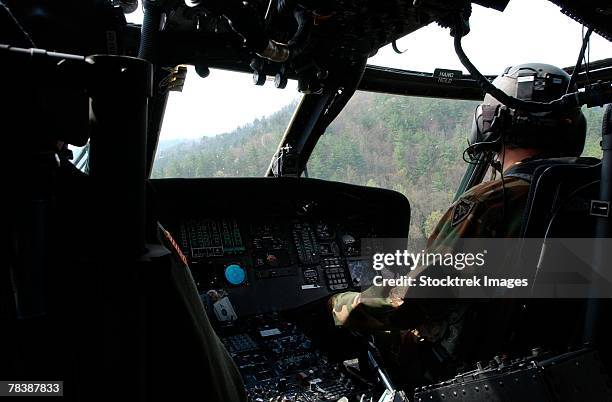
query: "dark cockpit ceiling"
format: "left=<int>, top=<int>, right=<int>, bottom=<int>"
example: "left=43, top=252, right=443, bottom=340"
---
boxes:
left=550, top=0, right=612, bottom=42
left=149, top=0, right=612, bottom=73
left=153, top=1, right=511, bottom=76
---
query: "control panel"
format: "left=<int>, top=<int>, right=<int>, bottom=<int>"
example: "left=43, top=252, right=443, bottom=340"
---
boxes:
left=179, top=218, right=245, bottom=258
left=153, top=177, right=410, bottom=315
left=414, top=348, right=612, bottom=402
left=153, top=177, right=410, bottom=402
left=175, top=217, right=363, bottom=314
left=217, top=314, right=370, bottom=402
left=321, top=257, right=349, bottom=291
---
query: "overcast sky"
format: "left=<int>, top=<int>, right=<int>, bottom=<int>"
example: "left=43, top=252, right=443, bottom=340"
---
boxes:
left=127, top=0, right=611, bottom=141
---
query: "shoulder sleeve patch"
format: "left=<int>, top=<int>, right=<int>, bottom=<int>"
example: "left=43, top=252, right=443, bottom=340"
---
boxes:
left=451, top=198, right=475, bottom=227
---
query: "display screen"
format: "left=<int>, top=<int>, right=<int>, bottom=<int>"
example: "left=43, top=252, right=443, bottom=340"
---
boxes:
left=253, top=250, right=291, bottom=269
left=347, top=259, right=371, bottom=288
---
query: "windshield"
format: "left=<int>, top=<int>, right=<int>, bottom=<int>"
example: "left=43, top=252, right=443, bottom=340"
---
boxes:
left=308, top=93, right=476, bottom=239
left=151, top=68, right=300, bottom=178
left=148, top=0, right=611, bottom=181
left=307, top=91, right=606, bottom=238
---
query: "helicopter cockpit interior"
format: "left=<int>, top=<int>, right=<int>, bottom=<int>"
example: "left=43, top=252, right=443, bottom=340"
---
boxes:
left=3, top=0, right=612, bottom=401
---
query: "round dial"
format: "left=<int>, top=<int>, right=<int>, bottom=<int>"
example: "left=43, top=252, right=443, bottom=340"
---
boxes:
left=224, top=264, right=246, bottom=286
left=342, top=234, right=356, bottom=245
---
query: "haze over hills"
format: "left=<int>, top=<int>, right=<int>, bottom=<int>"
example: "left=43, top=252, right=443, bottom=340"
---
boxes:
left=152, top=92, right=605, bottom=238
left=156, top=138, right=187, bottom=152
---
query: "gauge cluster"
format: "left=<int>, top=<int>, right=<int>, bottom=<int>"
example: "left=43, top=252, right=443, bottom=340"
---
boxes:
left=179, top=218, right=365, bottom=294
left=152, top=177, right=410, bottom=315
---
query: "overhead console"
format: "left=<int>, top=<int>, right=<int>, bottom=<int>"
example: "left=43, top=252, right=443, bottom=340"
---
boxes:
left=151, top=177, right=410, bottom=316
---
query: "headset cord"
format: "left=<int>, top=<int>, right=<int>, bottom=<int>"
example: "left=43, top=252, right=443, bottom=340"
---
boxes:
left=567, top=26, right=594, bottom=93
left=500, top=143, right=507, bottom=232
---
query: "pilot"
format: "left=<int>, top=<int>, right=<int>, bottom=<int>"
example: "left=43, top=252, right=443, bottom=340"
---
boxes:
left=329, top=63, right=588, bottom=376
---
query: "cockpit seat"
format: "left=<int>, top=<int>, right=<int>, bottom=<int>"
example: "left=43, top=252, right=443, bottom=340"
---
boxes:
left=458, top=156, right=603, bottom=366
left=503, top=155, right=610, bottom=368
left=505, top=156, right=602, bottom=238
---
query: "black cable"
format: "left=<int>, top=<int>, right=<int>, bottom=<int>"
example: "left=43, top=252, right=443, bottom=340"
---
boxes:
left=585, top=27, right=592, bottom=85
left=567, top=26, right=594, bottom=93
left=542, top=180, right=599, bottom=241
left=453, top=34, right=581, bottom=113
left=500, top=143, right=507, bottom=228
left=138, top=1, right=161, bottom=61
left=391, top=40, right=407, bottom=54
left=462, top=107, right=503, bottom=164
left=462, top=140, right=498, bottom=165
left=532, top=179, right=600, bottom=291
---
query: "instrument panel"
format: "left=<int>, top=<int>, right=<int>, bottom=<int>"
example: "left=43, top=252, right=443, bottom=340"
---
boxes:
left=174, top=217, right=368, bottom=315
left=217, top=313, right=371, bottom=402
left=152, top=177, right=410, bottom=315
left=178, top=218, right=359, bottom=288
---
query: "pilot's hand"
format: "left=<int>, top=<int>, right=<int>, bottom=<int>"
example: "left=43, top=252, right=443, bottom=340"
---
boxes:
left=329, top=290, right=403, bottom=330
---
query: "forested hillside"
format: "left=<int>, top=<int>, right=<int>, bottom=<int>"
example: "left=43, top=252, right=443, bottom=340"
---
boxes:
left=152, top=92, right=605, bottom=238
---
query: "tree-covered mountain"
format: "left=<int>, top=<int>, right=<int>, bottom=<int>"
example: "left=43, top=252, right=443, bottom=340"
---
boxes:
left=152, top=92, right=605, bottom=238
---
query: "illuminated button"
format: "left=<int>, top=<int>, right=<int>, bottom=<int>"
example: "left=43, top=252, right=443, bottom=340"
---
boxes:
left=225, top=264, right=246, bottom=285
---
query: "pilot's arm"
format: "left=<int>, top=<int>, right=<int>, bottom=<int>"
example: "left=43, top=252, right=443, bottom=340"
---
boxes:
left=329, top=178, right=528, bottom=335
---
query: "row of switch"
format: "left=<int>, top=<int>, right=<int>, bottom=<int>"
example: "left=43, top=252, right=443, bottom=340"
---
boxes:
left=322, top=258, right=349, bottom=290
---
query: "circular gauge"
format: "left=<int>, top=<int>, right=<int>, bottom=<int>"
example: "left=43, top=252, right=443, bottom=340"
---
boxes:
left=224, top=264, right=246, bottom=286
left=342, top=234, right=356, bottom=245
left=266, top=253, right=279, bottom=267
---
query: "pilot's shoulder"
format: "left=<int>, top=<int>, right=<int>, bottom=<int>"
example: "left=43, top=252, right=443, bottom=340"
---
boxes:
left=461, top=175, right=530, bottom=205
left=445, top=176, right=530, bottom=229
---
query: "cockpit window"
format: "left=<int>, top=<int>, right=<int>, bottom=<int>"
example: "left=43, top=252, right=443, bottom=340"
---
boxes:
left=308, top=92, right=477, bottom=239
left=151, top=68, right=300, bottom=178
left=307, top=92, right=606, bottom=239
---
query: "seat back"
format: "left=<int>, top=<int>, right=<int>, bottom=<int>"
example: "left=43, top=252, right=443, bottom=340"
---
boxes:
left=457, top=158, right=603, bottom=367
left=507, top=158, right=610, bottom=364
left=517, top=159, right=601, bottom=238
